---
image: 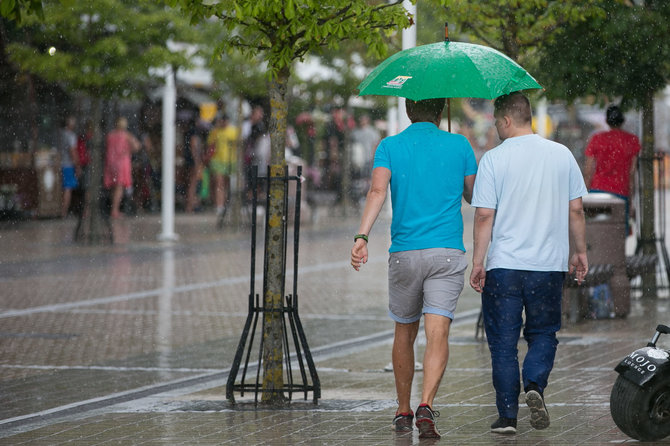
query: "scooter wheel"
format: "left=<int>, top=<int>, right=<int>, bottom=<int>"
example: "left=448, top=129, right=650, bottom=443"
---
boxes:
left=611, top=374, right=670, bottom=441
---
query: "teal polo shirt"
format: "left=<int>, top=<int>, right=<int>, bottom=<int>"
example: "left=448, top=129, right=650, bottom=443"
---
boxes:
left=373, top=122, right=477, bottom=253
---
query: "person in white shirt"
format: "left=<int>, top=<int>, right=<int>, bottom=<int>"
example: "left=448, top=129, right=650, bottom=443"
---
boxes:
left=469, top=91, right=588, bottom=435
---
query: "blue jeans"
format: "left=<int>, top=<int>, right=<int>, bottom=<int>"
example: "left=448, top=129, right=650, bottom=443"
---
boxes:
left=482, top=268, right=565, bottom=419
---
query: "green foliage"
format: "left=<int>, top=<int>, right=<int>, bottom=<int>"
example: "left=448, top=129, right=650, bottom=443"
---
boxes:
left=433, top=0, right=608, bottom=63
left=6, top=0, right=198, bottom=98
left=192, top=17, right=268, bottom=98
left=539, top=1, right=670, bottom=108
left=426, top=0, right=669, bottom=109
left=166, top=0, right=413, bottom=80
left=0, top=0, right=46, bottom=23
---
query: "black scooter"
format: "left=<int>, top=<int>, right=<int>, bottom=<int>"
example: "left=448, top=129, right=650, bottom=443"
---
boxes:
left=611, top=324, right=670, bottom=441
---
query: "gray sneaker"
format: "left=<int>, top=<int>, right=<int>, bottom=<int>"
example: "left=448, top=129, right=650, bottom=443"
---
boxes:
left=526, top=390, right=550, bottom=429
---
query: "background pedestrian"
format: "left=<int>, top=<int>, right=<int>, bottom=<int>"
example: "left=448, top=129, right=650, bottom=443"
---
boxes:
left=183, top=118, right=208, bottom=213
left=206, top=113, right=239, bottom=227
left=104, top=117, right=141, bottom=219
left=58, top=115, right=79, bottom=217
left=583, top=104, right=641, bottom=234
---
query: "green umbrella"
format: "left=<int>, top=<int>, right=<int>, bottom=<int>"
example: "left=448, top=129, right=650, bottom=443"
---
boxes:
left=357, top=40, right=542, bottom=101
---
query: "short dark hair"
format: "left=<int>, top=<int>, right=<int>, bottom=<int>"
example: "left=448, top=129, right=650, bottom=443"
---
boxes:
left=606, top=105, right=624, bottom=127
left=493, top=91, right=532, bottom=125
left=406, top=98, right=445, bottom=123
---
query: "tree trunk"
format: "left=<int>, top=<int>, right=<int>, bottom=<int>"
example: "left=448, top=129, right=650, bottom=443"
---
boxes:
left=341, top=115, right=351, bottom=217
left=75, top=97, right=112, bottom=244
left=261, top=66, right=289, bottom=404
left=639, top=91, right=657, bottom=298
left=232, top=97, right=244, bottom=228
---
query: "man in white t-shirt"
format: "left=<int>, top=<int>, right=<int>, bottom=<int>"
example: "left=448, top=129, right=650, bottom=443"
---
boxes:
left=469, top=92, right=588, bottom=435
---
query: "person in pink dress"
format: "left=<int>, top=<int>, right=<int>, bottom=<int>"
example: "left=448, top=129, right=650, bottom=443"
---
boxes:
left=104, top=117, right=141, bottom=218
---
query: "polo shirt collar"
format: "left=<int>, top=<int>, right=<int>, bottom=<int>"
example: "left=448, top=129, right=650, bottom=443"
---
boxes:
left=408, top=122, right=438, bottom=131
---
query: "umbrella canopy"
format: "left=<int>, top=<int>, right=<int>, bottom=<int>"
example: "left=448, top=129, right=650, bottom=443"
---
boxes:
left=357, top=40, right=542, bottom=101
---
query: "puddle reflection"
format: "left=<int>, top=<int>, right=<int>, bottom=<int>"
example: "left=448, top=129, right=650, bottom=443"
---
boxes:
left=158, top=248, right=174, bottom=378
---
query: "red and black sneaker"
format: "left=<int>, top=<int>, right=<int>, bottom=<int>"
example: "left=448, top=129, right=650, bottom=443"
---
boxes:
left=392, top=410, right=414, bottom=432
left=415, top=404, right=441, bottom=438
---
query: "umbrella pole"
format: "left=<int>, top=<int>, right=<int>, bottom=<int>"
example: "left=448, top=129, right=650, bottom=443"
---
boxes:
left=446, top=23, right=451, bottom=132
left=447, top=98, right=451, bottom=132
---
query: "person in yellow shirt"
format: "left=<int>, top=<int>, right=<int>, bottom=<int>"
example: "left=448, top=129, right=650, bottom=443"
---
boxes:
left=206, top=114, right=239, bottom=227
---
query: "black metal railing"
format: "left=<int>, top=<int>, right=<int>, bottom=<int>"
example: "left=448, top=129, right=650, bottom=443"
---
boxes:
left=634, top=152, right=670, bottom=295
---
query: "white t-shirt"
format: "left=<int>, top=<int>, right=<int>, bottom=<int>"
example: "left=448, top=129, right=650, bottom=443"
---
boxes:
left=58, top=128, right=77, bottom=167
left=471, top=134, right=587, bottom=272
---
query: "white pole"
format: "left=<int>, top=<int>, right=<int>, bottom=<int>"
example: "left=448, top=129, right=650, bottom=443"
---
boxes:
left=537, top=97, right=548, bottom=138
left=159, top=66, right=179, bottom=242
left=387, top=103, right=398, bottom=137
left=397, top=0, right=416, bottom=133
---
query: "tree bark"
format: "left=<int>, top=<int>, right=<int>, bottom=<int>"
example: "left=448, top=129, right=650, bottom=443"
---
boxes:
left=261, top=66, right=289, bottom=403
left=341, top=116, right=351, bottom=217
left=232, top=97, right=244, bottom=228
left=639, top=92, right=657, bottom=298
left=75, top=96, right=112, bottom=244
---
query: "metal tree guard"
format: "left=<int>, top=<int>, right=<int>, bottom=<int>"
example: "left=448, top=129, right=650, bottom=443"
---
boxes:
left=226, top=165, right=320, bottom=404
left=634, top=152, right=670, bottom=296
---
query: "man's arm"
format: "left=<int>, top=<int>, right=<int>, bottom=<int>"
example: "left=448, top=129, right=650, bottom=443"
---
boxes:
left=568, top=197, right=588, bottom=284
left=129, top=132, right=141, bottom=152
left=462, top=174, right=475, bottom=204
left=469, top=207, right=495, bottom=292
left=628, top=155, right=638, bottom=217
left=351, top=166, right=390, bottom=271
left=583, top=156, right=596, bottom=190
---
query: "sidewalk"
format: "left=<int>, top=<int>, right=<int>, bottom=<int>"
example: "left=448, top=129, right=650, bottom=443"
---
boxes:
left=0, top=207, right=666, bottom=445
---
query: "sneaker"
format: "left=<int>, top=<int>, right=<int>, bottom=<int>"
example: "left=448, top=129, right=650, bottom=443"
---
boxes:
left=392, top=411, right=414, bottom=432
left=526, top=390, right=550, bottom=429
left=415, top=404, right=441, bottom=439
left=490, top=417, right=517, bottom=434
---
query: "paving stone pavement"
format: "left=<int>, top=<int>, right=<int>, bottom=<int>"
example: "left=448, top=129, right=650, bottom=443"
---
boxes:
left=0, top=206, right=668, bottom=445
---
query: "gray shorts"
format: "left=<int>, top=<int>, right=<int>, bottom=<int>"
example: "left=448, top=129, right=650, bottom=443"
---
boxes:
left=388, top=248, right=467, bottom=323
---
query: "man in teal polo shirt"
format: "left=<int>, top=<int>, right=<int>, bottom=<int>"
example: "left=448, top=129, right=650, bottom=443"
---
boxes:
left=351, top=98, right=477, bottom=438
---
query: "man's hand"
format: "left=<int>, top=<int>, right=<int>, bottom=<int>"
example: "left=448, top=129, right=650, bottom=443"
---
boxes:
left=569, top=253, right=589, bottom=285
left=471, top=207, right=494, bottom=293
left=470, top=264, right=486, bottom=293
left=351, top=239, right=368, bottom=271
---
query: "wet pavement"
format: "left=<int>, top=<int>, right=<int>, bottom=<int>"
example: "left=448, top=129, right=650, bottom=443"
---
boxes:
left=0, top=204, right=669, bottom=445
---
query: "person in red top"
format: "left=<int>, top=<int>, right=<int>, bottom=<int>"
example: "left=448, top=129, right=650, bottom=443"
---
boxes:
left=584, top=105, right=641, bottom=232
left=77, top=120, right=93, bottom=190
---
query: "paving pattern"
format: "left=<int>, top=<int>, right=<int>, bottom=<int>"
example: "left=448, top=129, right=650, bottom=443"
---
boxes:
left=0, top=208, right=668, bottom=445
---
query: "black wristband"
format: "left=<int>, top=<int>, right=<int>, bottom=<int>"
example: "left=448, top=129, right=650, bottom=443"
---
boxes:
left=354, top=234, right=368, bottom=243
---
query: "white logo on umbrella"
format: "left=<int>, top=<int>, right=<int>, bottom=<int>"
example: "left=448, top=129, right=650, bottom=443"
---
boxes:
left=384, top=76, right=412, bottom=89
